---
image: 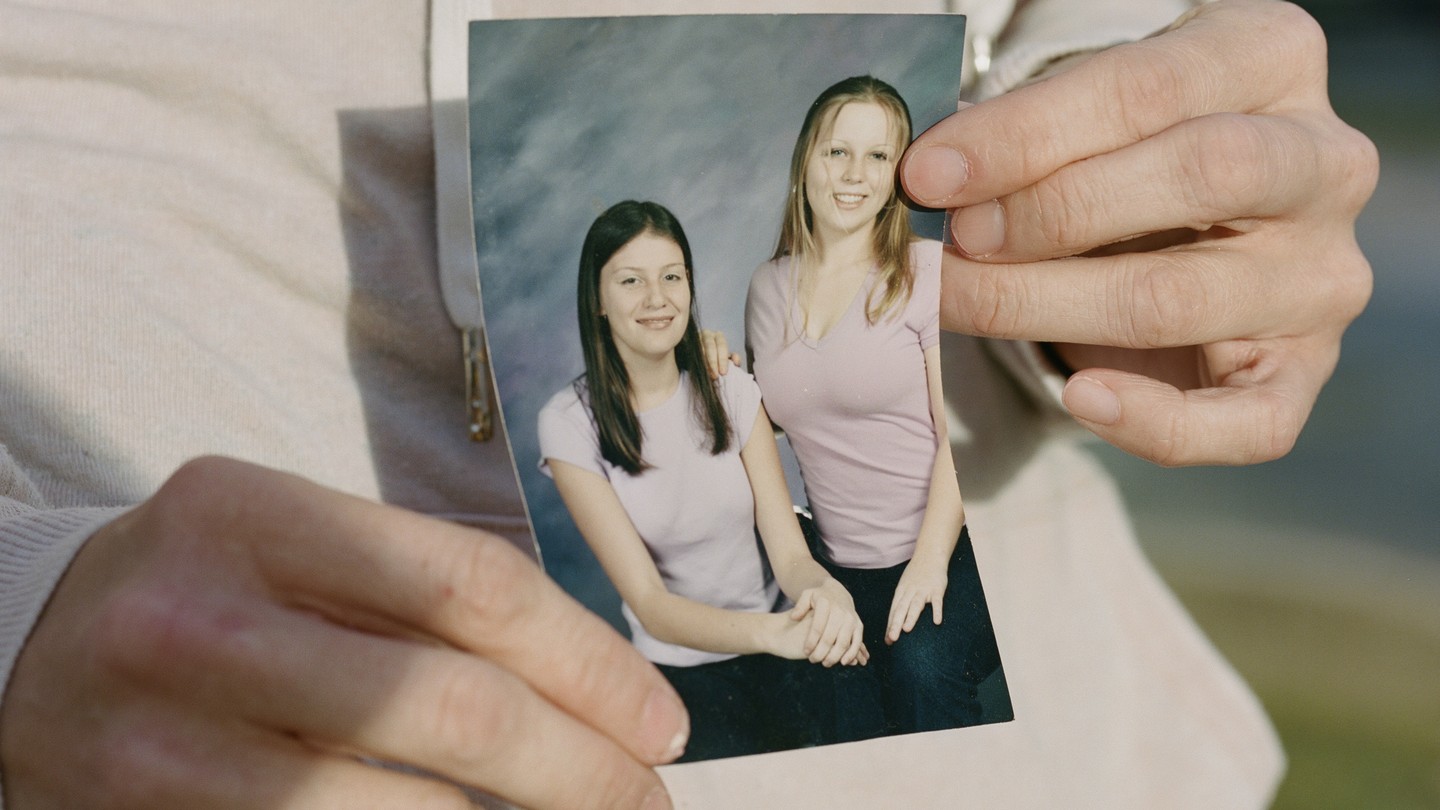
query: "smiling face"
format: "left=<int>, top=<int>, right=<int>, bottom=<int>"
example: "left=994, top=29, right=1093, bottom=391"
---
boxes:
left=598, top=230, right=691, bottom=367
left=803, top=101, right=900, bottom=242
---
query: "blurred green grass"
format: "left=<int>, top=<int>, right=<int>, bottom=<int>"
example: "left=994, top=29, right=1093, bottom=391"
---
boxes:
left=1172, top=572, right=1440, bottom=808
left=1109, top=508, right=1440, bottom=809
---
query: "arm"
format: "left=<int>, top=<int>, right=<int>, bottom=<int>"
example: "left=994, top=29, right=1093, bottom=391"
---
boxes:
left=1, top=457, right=684, bottom=810
left=548, top=458, right=811, bottom=661
left=902, top=0, right=1376, bottom=467
left=886, top=343, right=966, bottom=644
left=739, top=405, right=867, bottom=667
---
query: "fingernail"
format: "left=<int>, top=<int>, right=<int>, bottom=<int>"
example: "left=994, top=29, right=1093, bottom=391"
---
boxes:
left=642, top=785, right=674, bottom=810
left=951, top=200, right=1005, bottom=257
left=642, top=686, right=689, bottom=763
left=1063, top=376, right=1121, bottom=425
left=905, top=144, right=969, bottom=205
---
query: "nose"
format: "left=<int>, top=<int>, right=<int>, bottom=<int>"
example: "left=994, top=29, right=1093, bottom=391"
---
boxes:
left=643, top=283, right=665, bottom=308
left=841, top=153, right=863, bottom=183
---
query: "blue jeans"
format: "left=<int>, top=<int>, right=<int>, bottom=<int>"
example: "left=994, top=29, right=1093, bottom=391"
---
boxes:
left=656, top=652, right=835, bottom=762
left=821, top=526, right=1002, bottom=739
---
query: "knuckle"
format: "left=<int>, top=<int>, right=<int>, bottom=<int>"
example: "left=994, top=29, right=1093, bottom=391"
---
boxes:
left=156, top=456, right=239, bottom=506
left=145, top=456, right=254, bottom=538
left=1268, top=2, right=1328, bottom=68
left=1176, top=113, right=1270, bottom=218
left=568, top=762, right=653, bottom=810
left=1333, top=122, right=1380, bottom=210
left=1125, top=258, right=1212, bottom=347
left=1028, top=171, right=1100, bottom=251
left=955, top=262, right=1030, bottom=338
left=1148, top=406, right=1191, bottom=469
left=426, top=664, right=526, bottom=769
left=1309, top=240, right=1374, bottom=327
left=1335, top=251, right=1375, bottom=322
left=1104, top=44, right=1190, bottom=140
left=1262, top=397, right=1304, bottom=462
left=562, top=634, right=630, bottom=706
left=1246, top=388, right=1307, bottom=464
left=93, top=584, right=264, bottom=695
left=447, top=533, right=540, bottom=629
left=91, top=585, right=188, bottom=687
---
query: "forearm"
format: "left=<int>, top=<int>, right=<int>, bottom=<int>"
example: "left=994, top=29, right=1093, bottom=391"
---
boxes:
left=630, top=590, right=787, bottom=658
left=913, top=344, right=965, bottom=569
left=910, top=444, right=965, bottom=570
left=743, top=407, right=845, bottom=604
left=754, top=509, right=833, bottom=601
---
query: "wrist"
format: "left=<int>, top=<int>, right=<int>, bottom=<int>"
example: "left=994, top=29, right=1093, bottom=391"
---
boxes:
left=759, top=612, right=789, bottom=656
left=907, top=544, right=951, bottom=572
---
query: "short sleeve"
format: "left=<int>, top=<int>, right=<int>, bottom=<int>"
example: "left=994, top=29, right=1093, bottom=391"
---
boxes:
left=718, top=370, right=763, bottom=450
left=743, top=259, right=780, bottom=369
left=911, top=240, right=942, bottom=351
left=536, top=389, right=606, bottom=479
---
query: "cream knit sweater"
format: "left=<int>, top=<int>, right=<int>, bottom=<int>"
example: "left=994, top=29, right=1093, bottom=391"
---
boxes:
left=1, top=1, right=1281, bottom=807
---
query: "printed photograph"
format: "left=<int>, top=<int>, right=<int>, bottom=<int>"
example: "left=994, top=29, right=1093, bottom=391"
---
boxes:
left=468, top=13, right=1011, bottom=762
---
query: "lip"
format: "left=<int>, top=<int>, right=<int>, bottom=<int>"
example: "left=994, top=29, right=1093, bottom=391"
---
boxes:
left=833, top=192, right=867, bottom=208
left=635, top=316, right=676, bottom=329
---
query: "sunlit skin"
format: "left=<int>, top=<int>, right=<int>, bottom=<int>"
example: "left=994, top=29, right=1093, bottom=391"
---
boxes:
left=598, top=232, right=691, bottom=381
left=804, top=101, right=897, bottom=246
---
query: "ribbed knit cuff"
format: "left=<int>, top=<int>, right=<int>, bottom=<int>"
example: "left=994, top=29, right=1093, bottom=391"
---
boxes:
left=1, top=507, right=128, bottom=704
left=1, top=506, right=125, bottom=809
left=977, top=0, right=1200, bottom=99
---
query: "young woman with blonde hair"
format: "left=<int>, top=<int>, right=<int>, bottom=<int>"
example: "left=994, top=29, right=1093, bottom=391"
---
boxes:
left=712, top=76, right=1001, bottom=738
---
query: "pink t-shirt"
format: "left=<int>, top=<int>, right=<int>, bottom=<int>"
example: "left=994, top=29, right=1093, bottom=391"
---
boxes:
left=537, top=370, right=779, bottom=667
left=746, top=239, right=942, bottom=569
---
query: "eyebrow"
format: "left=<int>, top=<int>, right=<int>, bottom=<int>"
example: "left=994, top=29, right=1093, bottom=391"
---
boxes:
left=608, top=262, right=688, bottom=273
left=817, top=137, right=895, bottom=151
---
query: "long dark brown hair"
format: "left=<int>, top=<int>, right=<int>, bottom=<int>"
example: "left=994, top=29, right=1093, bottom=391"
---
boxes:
left=774, top=75, right=917, bottom=324
left=576, top=200, right=731, bottom=474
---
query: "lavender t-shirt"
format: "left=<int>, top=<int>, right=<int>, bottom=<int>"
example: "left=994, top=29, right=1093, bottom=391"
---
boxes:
left=747, top=239, right=943, bottom=569
left=538, top=370, right=779, bottom=667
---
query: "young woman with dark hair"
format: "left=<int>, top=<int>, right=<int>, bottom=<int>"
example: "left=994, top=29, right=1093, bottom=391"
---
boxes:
left=538, top=200, right=866, bottom=761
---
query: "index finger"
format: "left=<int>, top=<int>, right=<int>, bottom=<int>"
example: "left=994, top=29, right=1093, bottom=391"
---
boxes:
left=701, top=329, right=732, bottom=378
left=174, top=458, right=689, bottom=768
left=885, top=590, right=914, bottom=644
left=900, top=0, right=1328, bottom=207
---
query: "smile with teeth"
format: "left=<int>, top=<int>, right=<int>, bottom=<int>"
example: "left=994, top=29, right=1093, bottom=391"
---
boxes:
left=636, top=316, right=675, bottom=329
left=834, top=193, right=867, bottom=207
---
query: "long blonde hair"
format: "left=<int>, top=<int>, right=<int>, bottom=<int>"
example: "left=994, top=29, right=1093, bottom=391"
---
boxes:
left=773, top=76, right=915, bottom=324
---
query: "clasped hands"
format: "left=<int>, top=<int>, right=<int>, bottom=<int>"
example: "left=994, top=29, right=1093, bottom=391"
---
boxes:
left=780, top=579, right=869, bottom=666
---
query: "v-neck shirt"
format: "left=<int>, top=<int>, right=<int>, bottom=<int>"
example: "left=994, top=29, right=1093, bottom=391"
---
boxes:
left=746, top=239, right=942, bottom=568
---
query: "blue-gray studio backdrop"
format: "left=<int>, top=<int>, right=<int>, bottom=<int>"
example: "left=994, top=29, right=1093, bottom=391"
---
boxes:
left=469, top=14, right=966, bottom=632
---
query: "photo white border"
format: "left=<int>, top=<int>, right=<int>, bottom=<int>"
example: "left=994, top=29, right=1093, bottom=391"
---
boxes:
left=430, top=3, right=1024, bottom=807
